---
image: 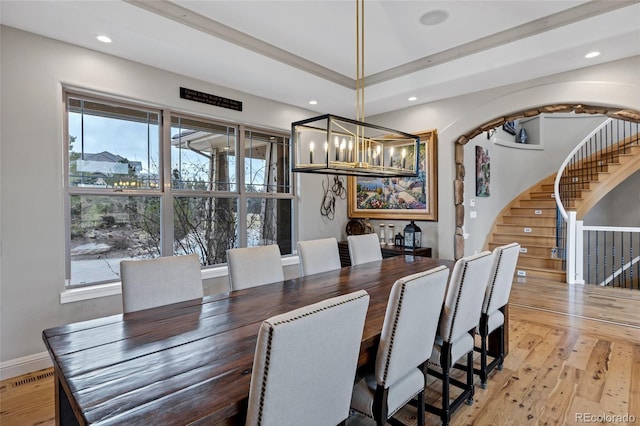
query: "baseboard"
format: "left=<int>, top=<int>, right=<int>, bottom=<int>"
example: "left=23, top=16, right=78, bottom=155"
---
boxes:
left=0, top=351, right=53, bottom=380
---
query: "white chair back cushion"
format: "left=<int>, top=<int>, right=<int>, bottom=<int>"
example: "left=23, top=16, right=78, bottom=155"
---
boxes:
left=246, top=290, right=370, bottom=426
left=297, top=237, right=341, bottom=276
left=376, top=266, right=449, bottom=388
left=347, top=233, right=383, bottom=265
left=120, top=254, right=203, bottom=313
left=227, top=244, right=284, bottom=290
left=483, top=242, right=520, bottom=315
left=440, top=251, right=493, bottom=344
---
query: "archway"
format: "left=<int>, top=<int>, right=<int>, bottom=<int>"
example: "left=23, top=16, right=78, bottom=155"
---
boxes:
left=452, top=104, right=640, bottom=259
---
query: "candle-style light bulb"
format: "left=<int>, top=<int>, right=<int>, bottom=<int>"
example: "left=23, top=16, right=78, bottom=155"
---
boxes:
left=348, top=140, right=353, bottom=163
left=324, top=141, right=328, bottom=163
left=309, top=141, right=315, bottom=163
left=389, top=147, right=395, bottom=167
left=376, top=145, right=382, bottom=166
left=334, top=136, right=340, bottom=161
left=401, top=148, right=407, bottom=169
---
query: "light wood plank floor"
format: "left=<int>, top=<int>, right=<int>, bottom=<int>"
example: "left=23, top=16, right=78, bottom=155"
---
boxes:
left=1, top=278, right=638, bottom=426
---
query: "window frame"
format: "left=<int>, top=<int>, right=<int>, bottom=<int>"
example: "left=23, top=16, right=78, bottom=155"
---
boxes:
left=64, top=89, right=294, bottom=289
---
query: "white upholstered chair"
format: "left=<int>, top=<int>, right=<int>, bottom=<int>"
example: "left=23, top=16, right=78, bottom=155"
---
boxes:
left=350, top=266, right=449, bottom=426
left=246, top=290, right=370, bottom=426
left=425, top=251, right=493, bottom=426
left=347, top=233, right=382, bottom=265
left=120, top=254, right=204, bottom=313
left=297, top=237, right=342, bottom=276
left=227, top=244, right=284, bottom=291
left=475, top=242, right=520, bottom=388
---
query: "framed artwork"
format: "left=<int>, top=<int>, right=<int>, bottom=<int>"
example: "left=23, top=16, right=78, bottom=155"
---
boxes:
left=347, top=130, right=438, bottom=221
left=476, top=146, right=490, bottom=197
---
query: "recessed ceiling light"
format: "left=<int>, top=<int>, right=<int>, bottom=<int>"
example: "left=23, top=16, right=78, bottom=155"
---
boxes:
left=309, top=100, right=318, bottom=105
left=96, top=35, right=112, bottom=44
left=420, top=10, right=449, bottom=26
left=585, top=51, right=600, bottom=59
left=408, top=96, right=418, bottom=102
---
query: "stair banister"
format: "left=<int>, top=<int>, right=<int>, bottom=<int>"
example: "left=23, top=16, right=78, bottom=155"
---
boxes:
left=553, top=118, right=613, bottom=220
left=554, top=118, right=613, bottom=284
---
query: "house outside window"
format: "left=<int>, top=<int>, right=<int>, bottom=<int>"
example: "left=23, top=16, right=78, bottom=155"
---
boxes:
left=65, top=92, right=293, bottom=287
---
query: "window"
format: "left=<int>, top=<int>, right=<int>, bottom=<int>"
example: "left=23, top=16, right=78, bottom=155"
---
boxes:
left=65, top=92, right=293, bottom=287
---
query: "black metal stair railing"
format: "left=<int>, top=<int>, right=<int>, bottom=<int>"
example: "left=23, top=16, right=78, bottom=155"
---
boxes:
left=554, top=118, right=640, bottom=285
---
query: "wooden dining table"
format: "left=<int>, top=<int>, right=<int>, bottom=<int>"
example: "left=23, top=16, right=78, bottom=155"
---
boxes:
left=42, top=255, right=497, bottom=425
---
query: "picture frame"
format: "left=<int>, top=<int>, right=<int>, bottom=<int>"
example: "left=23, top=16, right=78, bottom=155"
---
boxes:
left=347, top=130, right=438, bottom=221
left=475, top=145, right=490, bottom=197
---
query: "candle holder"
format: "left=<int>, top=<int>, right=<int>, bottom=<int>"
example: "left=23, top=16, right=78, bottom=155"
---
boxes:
left=379, top=223, right=386, bottom=245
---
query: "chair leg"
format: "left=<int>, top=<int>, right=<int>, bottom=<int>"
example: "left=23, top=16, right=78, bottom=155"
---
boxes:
left=466, top=350, right=474, bottom=405
left=417, top=390, right=425, bottom=426
left=440, top=342, right=451, bottom=426
left=479, top=330, right=488, bottom=389
left=497, top=324, right=505, bottom=370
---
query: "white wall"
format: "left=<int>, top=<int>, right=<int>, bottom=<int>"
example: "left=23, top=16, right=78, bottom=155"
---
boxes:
left=584, top=170, right=640, bottom=226
left=370, top=56, right=640, bottom=258
left=1, top=25, right=639, bottom=374
left=463, top=114, right=608, bottom=254
left=0, top=26, right=340, bottom=372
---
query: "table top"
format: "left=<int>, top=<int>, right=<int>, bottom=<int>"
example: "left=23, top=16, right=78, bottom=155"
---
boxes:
left=43, top=255, right=453, bottom=425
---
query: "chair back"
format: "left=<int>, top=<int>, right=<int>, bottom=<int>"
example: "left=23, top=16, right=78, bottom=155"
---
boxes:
left=376, top=266, right=449, bottom=388
left=439, top=251, right=493, bottom=344
left=482, top=242, right=520, bottom=315
left=347, top=233, right=382, bottom=265
left=297, top=237, right=341, bottom=276
left=120, top=254, right=203, bottom=313
left=246, top=290, right=370, bottom=426
left=227, top=244, right=284, bottom=290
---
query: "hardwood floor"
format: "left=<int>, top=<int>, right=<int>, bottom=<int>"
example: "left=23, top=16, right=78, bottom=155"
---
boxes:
left=1, top=278, right=638, bottom=426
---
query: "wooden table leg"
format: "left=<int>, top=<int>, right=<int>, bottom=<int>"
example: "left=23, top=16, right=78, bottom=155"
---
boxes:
left=55, top=371, right=80, bottom=426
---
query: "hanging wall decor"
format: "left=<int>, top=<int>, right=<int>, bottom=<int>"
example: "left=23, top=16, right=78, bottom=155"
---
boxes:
left=476, top=146, right=490, bottom=197
left=347, top=129, right=438, bottom=221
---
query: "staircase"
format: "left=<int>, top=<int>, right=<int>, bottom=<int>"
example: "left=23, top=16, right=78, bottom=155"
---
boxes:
left=487, top=127, right=640, bottom=283
left=488, top=176, right=566, bottom=281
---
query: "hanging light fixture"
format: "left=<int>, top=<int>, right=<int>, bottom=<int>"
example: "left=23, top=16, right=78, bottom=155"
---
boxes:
left=291, top=0, right=420, bottom=178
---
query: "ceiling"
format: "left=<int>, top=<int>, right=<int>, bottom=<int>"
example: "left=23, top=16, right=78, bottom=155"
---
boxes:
left=2, top=0, right=639, bottom=118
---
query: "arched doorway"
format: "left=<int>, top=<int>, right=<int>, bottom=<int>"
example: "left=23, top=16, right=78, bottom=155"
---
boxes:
left=452, top=103, right=640, bottom=259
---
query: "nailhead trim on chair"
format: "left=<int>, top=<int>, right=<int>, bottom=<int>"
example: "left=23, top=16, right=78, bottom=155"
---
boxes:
left=446, top=261, right=469, bottom=344
left=381, top=281, right=406, bottom=386
left=255, top=291, right=369, bottom=425
left=484, top=250, right=503, bottom=314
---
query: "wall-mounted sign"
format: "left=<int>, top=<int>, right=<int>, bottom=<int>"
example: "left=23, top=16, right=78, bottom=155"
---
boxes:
left=180, top=87, right=243, bottom=111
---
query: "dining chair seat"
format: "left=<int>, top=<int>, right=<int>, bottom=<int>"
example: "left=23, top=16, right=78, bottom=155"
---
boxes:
left=246, top=290, right=370, bottom=426
left=347, top=233, right=383, bottom=265
left=120, top=254, right=203, bottom=313
left=297, top=237, right=341, bottom=276
left=227, top=244, right=284, bottom=290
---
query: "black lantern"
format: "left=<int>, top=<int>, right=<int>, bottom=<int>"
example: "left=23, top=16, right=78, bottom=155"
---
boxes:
left=394, top=233, right=404, bottom=247
left=403, top=220, right=422, bottom=249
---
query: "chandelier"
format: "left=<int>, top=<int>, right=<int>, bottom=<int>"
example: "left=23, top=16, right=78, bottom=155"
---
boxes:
left=291, top=0, right=420, bottom=178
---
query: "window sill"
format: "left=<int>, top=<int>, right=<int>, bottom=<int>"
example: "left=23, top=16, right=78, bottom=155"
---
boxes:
left=60, top=255, right=300, bottom=304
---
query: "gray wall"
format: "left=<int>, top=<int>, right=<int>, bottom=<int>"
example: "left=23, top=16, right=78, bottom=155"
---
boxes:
left=463, top=114, right=608, bottom=254
left=584, top=170, right=640, bottom=226
left=1, top=25, right=639, bottom=371
left=370, top=57, right=640, bottom=259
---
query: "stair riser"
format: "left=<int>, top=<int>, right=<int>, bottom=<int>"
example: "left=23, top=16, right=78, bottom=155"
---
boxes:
left=516, top=246, right=555, bottom=258
left=529, top=192, right=556, bottom=200
left=508, top=208, right=556, bottom=217
left=519, top=200, right=558, bottom=208
left=515, top=268, right=566, bottom=281
left=501, top=216, right=556, bottom=226
left=518, top=257, right=563, bottom=270
left=496, top=224, right=556, bottom=237
left=492, top=234, right=556, bottom=246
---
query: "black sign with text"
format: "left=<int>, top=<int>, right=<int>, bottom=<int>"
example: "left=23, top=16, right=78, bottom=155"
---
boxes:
left=180, top=87, right=243, bottom=111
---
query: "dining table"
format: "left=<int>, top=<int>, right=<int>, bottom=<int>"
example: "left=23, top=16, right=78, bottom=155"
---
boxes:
left=43, top=255, right=506, bottom=425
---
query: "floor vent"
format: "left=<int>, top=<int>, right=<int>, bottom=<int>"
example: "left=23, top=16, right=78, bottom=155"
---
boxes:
left=11, top=369, right=54, bottom=388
